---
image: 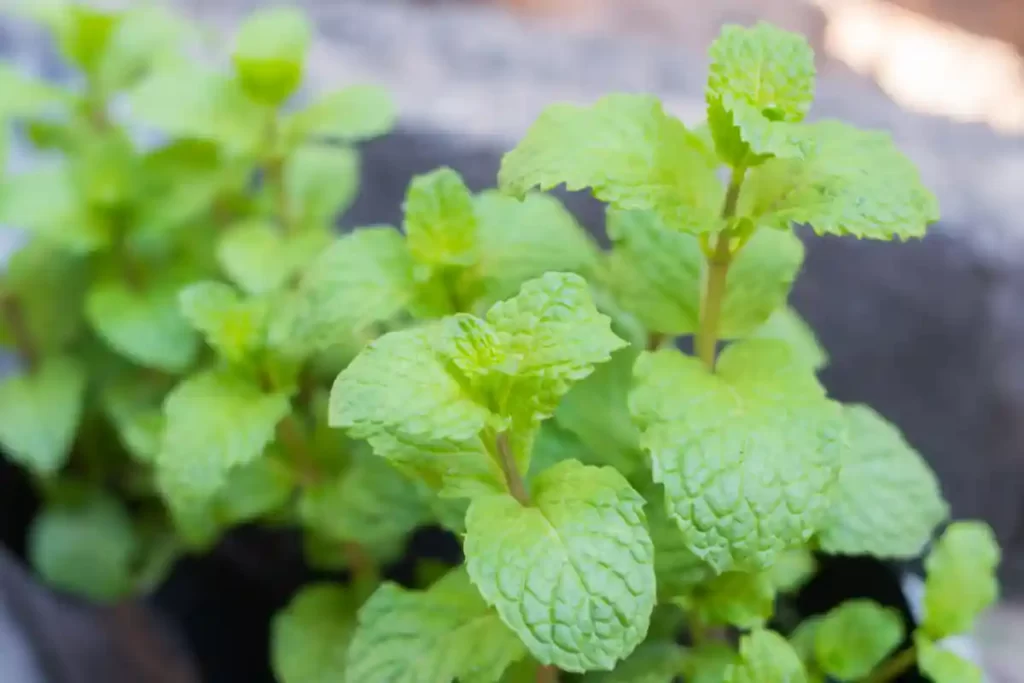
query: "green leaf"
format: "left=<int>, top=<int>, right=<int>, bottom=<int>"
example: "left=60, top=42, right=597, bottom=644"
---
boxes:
left=100, top=378, right=166, bottom=464
left=283, top=85, right=396, bottom=144
left=179, top=281, right=267, bottom=363
left=299, top=450, right=430, bottom=561
left=498, top=94, right=724, bottom=234
left=814, top=599, right=904, bottom=680
left=0, top=166, right=109, bottom=251
left=0, top=241, right=87, bottom=355
left=54, top=4, right=119, bottom=74
left=86, top=277, right=199, bottom=372
left=686, top=644, right=739, bottom=683
left=346, top=568, right=526, bottom=683
left=817, top=405, right=947, bottom=558
left=605, top=208, right=803, bottom=336
left=273, top=584, right=357, bottom=683
left=29, top=490, right=137, bottom=602
left=583, top=642, right=686, bottom=683
left=645, top=488, right=715, bottom=596
left=270, top=228, right=414, bottom=357
left=768, top=548, right=817, bottom=593
left=467, top=191, right=600, bottom=307
left=752, top=306, right=828, bottom=370
left=726, top=629, right=808, bottom=683
left=218, top=219, right=331, bottom=295
left=157, top=370, right=290, bottom=504
left=129, top=67, right=266, bottom=153
left=232, top=6, right=310, bottom=105
left=403, top=167, right=478, bottom=268
left=684, top=571, right=776, bottom=629
left=95, top=5, right=190, bottom=94
left=464, top=459, right=656, bottom=672
left=484, top=272, right=627, bottom=425
left=738, top=121, right=939, bottom=239
left=922, top=521, right=1000, bottom=640
left=915, top=634, right=982, bottom=683
left=0, top=357, right=86, bottom=476
left=0, top=65, right=67, bottom=119
left=629, top=341, right=844, bottom=572
left=285, top=144, right=360, bottom=230
left=706, top=23, right=816, bottom=163
left=217, top=454, right=296, bottom=524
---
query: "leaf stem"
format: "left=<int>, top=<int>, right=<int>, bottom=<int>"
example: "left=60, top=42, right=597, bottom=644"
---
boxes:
left=695, top=166, right=746, bottom=370
left=497, top=431, right=530, bottom=506
left=536, top=664, right=559, bottom=683
left=0, top=291, right=38, bottom=371
left=275, top=413, right=320, bottom=485
left=861, top=645, right=917, bottom=683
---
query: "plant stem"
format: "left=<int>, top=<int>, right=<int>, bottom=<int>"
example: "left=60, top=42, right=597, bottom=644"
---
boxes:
left=695, top=166, right=746, bottom=370
left=497, top=431, right=530, bottom=506
left=275, top=413, right=320, bottom=485
left=536, top=664, right=559, bottom=683
left=861, top=645, right=917, bottom=683
left=0, top=292, right=38, bottom=371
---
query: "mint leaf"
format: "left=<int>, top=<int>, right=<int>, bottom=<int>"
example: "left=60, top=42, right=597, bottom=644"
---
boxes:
left=346, top=568, right=526, bottom=683
left=157, top=370, right=290, bottom=504
left=484, top=272, right=627, bottom=424
left=53, top=4, right=119, bottom=74
left=769, top=548, right=817, bottom=593
left=630, top=341, right=844, bottom=572
left=129, top=67, right=266, bottom=154
left=218, top=219, right=331, bottom=295
left=583, top=642, right=686, bottom=683
left=299, top=450, right=430, bottom=561
left=0, top=357, right=86, bottom=476
left=706, top=23, right=815, bottom=163
left=468, top=191, right=600, bottom=307
left=0, top=64, right=66, bottom=119
left=403, top=167, right=478, bottom=268
left=818, top=405, right=947, bottom=558
left=180, top=281, right=267, bottom=363
left=739, top=121, right=938, bottom=239
left=687, top=644, right=739, bottom=683
left=217, top=455, right=296, bottom=524
left=285, top=145, right=360, bottom=231
left=95, top=5, right=189, bottom=94
left=232, top=6, right=310, bottom=106
left=86, top=277, right=199, bottom=372
left=464, top=459, right=656, bottom=672
left=645, top=488, right=715, bottom=596
left=922, top=521, right=1000, bottom=640
left=0, top=165, right=108, bottom=251
left=271, top=228, right=414, bottom=357
left=283, top=85, right=396, bottom=145
left=606, top=208, right=802, bottom=336
left=684, top=571, right=776, bottom=629
left=29, top=490, right=137, bottom=602
left=915, top=634, right=982, bottom=683
left=101, top=379, right=166, bottom=464
left=726, top=629, right=808, bottom=683
left=272, top=584, right=356, bottom=683
left=814, top=599, right=904, bottom=680
left=753, top=306, right=828, bottom=370
left=498, top=94, right=723, bottom=234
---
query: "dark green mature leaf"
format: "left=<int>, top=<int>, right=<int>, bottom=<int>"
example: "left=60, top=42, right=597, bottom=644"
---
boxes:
left=499, top=94, right=724, bottom=234
left=0, top=356, right=86, bottom=476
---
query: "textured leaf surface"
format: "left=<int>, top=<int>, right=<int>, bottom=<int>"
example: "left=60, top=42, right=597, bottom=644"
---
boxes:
left=464, top=460, right=656, bottom=672
left=686, top=571, right=776, bottom=629
left=818, top=405, right=947, bottom=558
left=605, top=208, right=802, bottom=336
left=403, top=167, right=478, bottom=268
left=706, top=23, right=815, bottom=161
left=922, top=522, right=1000, bottom=639
left=158, top=370, right=290, bottom=503
left=272, top=228, right=414, bottom=356
left=272, top=584, right=356, bottom=683
left=29, top=491, right=137, bottom=602
left=0, top=357, right=85, bottom=476
left=629, top=341, right=844, bottom=572
left=739, top=121, right=938, bottom=239
left=179, top=281, right=266, bottom=363
left=346, top=568, right=526, bottom=683
left=645, top=489, right=715, bottom=596
left=218, top=219, right=330, bottom=294
left=468, top=191, right=600, bottom=307
left=87, top=277, right=198, bottom=372
left=232, top=6, right=310, bottom=105
left=753, top=306, right=828, bottom=370
left=726, top=629, right=807, bottom=683
left=915, top=634, right=982, bottom=683
left=498, top=94, right=723, bottom=234
left=814, top=599, right=904, bottom=680
left=285, top=145, right=360, bottom=230
left=284, top=85, right=396, bottom=144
